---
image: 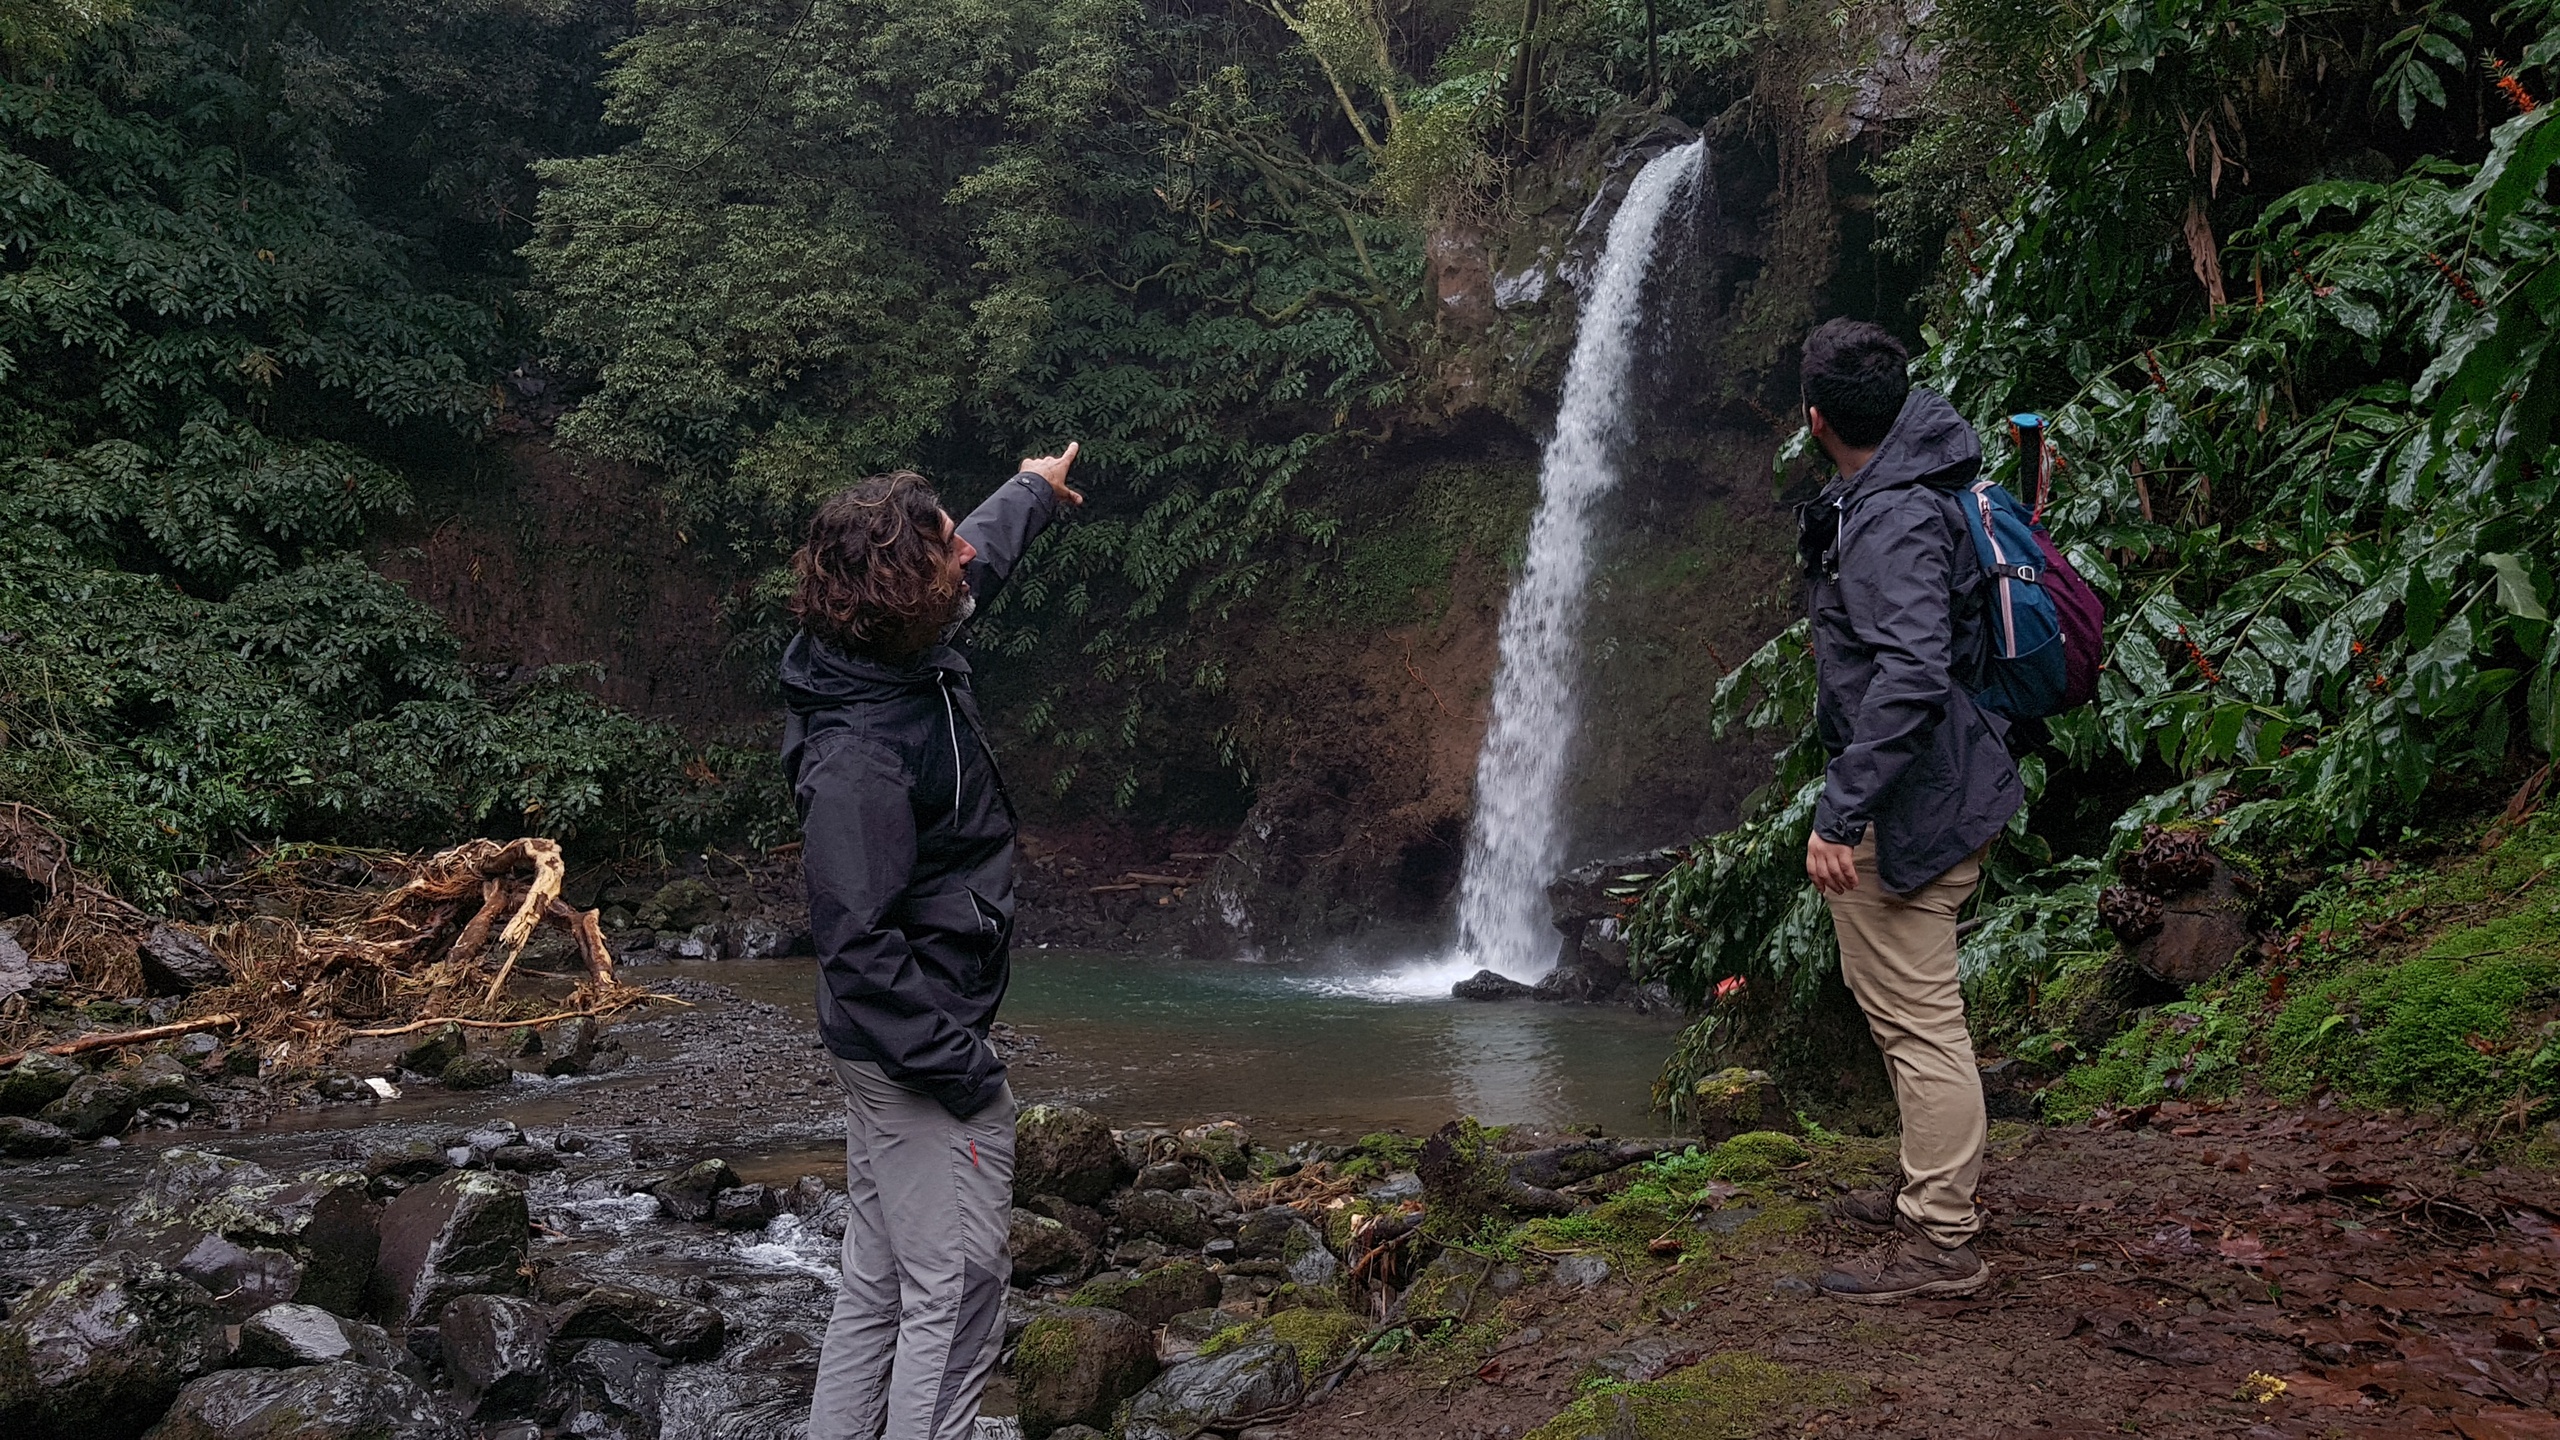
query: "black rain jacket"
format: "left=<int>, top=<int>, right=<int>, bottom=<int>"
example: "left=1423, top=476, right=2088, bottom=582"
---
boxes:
left=780, top=472, right=1059, bottom=1117
left=1808, top=388, right=2023, bottom=895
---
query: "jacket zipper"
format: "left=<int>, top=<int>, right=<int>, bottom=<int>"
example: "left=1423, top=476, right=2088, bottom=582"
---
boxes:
left=937, top=674, right=963, bottom=815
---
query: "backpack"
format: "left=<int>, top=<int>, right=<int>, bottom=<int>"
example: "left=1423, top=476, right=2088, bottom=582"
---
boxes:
left=1953, top=414, right=2105, bottom=720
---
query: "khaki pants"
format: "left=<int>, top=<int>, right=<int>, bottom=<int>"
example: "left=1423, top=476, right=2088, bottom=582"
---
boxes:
left=1825, top=835, right=1985, bottom=1248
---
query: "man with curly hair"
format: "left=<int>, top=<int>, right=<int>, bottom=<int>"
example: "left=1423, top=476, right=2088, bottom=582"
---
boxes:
left=781, top=445, right=1082, bottom=1440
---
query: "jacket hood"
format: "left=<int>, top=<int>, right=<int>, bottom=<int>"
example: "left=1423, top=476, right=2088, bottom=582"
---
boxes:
left=779, top=632, right=970, bottom=715
left=1831, top=386, right=1982, bottom=502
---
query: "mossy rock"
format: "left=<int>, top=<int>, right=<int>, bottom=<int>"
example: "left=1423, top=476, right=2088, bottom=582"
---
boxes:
left=1263, top=1280, right=1344, bottom=1315
left=1011, top=1306, right=1156, bottom=1439
left=1703, top=1131, right=1807, bottom=1181
left=1198, top=1308, right=1367, bottom=1382
left=1177, top=1121, right=1252, bottom=1180
left=1522, top=1353, right=1862, bottom=1440
left=1067, top=1261, right=1220, bottom=1329
left=1397, top=1249, right=1493, bottom=1327
left=440, top=1053, right=513, bottom=1090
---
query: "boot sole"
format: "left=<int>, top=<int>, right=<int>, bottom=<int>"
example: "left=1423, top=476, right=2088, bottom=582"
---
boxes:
left=1822, top=1265, right=1992, bottom=1304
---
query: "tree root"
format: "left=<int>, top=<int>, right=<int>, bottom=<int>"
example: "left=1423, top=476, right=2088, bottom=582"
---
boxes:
left=348, top=995, right=677, bottom=1039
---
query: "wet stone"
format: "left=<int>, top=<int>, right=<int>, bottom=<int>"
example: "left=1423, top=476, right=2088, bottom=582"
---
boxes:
left=1011, top=1306, right=1156, bottom=1438
left=1068, top=1260, right=1221, bottom=1329
left=439, top=1293, right=553, bottom=1417
left=1027, top=1193, right=1107, bottom=1246
left=366, top=1169, right=528, bottom=1327
left=0, top=1254, right=226, bottom=1440
left=650, top=1158, right=737, bottom=1222
left=137, top=924, right=229, bottom=997
left=118, top=1149, right=381, bottom=1317
left=38, top=1071, right=141, bottom=1139
left=553, top=1283, right=727, bottom=1362
left=395, top=1024, right=467, bottom=1077
left=439, top=1053, right=512, bottom=1090
left=0, top=1049, right=80, bottom=1114
left=554, top=1340, right=666, bottom=1440
left=1553, top=1253, right=1612, bottom=1288
left=1118, top=1339, right=1305, bottom=1440
left=711, top=1183, right=782, bottom=1230
left=1013, top=1103, right=1125, bottom=1205
left=166, top=1233, right=305, bottom=1322
left=0, top=1113, right=74, bottom=1157
left=146, top=1362, right=465, bottom=1440
left=233, top=1302, right=402, bottom=1371
left=1111, top=1190, right=1212, bottom=1249
left=1133, top=1160, right=1194, bottom=1192
left=1008, top=1208, right=1093, bottom=1282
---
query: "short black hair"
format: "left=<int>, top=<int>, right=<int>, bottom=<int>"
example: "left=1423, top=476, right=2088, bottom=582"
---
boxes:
left=1800, top=319, right=1910, bottom=448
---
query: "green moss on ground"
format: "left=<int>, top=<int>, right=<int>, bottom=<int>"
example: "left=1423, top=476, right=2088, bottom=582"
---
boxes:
left=1522, top=1353, right=1861, bottom=1440
left=1199, top=1307, right=1369, bottom=1381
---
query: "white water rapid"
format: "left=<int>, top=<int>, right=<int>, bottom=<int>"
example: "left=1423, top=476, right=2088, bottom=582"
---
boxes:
left=1365, top=138, right=1704, bottom=1000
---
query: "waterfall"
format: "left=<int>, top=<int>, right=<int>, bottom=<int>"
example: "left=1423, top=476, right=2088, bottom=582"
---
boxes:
left=1451, top=138, right=1705, bottom=982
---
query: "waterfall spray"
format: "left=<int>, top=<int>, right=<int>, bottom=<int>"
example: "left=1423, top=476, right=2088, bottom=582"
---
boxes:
left=1450, top=139, right=1704, bottom=982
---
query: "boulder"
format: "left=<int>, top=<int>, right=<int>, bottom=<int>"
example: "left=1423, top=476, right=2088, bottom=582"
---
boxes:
left=1233, top=1207, right=1336, bottom=1284
left=163, top=1234, right=305, bottom=1322
left=439, top=1294, right=552, bottom=1417
left=1066, top=1260, right=1221, bottom=1329
left=0, top=1254, right=226, bottom=1440
left=553, top=1340, right=665, bottom=1440
left=1110, top=1190, right=1213, bottom=1250
left=1013, top=1103, right=1125, bottom=1205
left=1025, top=1193, right=1108, bottom=1247
left=1010, top=1306, right=1156, bottom=1439
left=1007, top=1208, right=1095, bottom=1283
left=361, top=1141, right=449, bottom=1198
left=367, top=1170, right=528, bottom=1327
left=637, top=878, right=723, bottom=932
left=144, top=1363, right=464, bottom=1440
left=0, top=1113, right=74, bottom=1157
left=711, top=1183, right=781, bottom=1230
left=395, top=1024, right=467, bottom=1077
left=1118, top=1340, right=1305, bottom=1440
left=1451, top=969, right=1535, bottom=1001
left=1133, top=1160, right=1194, bottom=1192
left=233, top=1303, right=401, bottom=1371
left=38, top=1072, right=141, bottom=1139
left=0, top=1050, right=80, bottom=1114
left=1682, top=1066, right=1793, bottom=1145
left=439, top=1053, right=511, bottom=1090
left=118, top=1150, right=381, bottom=1317
left=137, top=925, right=228, bottom=997
left=544, top=1016, right=601, bottom=1077
left=1545, top=848, right=1682, bottom=934
left=650, top=1158, right=737, bottom=1222
left=552, top=1284, right=726, bottom=1362
left=1176, top=1121, right=1252, bottom=1180
left=2136, top=864, right=2255, bottom=985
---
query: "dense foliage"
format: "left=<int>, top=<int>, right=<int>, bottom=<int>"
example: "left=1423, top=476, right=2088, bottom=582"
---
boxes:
left=0, top=1, right=757, bottom=897
left=1631, top=0, right=2560, bottom=1123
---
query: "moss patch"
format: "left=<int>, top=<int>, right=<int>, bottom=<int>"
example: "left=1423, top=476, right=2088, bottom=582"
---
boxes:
left=1199, top=1307, right=1368, bottom=1381
left=1524, top=1353, right=1861, bottom=1440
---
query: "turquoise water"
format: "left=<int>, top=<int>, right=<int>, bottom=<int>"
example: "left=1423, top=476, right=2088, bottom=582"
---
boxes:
left=696, top=950, right=1686, bottom=1142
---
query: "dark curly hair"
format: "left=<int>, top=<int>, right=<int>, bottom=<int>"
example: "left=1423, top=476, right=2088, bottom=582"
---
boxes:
left=788, top=471, right=959, bottom=659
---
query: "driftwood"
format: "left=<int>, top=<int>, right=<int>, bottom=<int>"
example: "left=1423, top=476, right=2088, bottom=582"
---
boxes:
left=0, top=1013, right=241, bottom=1068
left=348, top=996, right=671, bottom=1038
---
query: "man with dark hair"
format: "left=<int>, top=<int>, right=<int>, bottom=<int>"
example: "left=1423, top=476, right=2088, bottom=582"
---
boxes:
left=781, top=445, right=1083, bottom=1439
left=1795, top=318, right=2020, bottom=1302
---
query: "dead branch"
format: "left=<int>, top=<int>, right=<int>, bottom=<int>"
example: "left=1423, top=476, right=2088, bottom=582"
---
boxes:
left=348, top=996, right=678, bottom=1039
left=546, top=898, right=616, bottom=989
left=0, top=1013, right=240, bottom=1068
left=449, top=878, right=508, bottom=966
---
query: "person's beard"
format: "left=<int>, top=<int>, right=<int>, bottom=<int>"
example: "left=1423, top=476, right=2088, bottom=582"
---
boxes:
left=937, top=584, right=977, bottom=641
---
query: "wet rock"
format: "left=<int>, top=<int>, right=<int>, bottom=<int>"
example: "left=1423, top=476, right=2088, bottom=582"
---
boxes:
left=649, top=1158, right=737, bottom=1222
left=1553, top=1253, right=1612, bottom=1288
left=1451, top=969, right=1535, bottom=1001
left=439, top=1294, right=553, bottom=1417
left=118, top=1150, right=381, bottom=1317
left=1684, top=1066, right=1793, bottom=1145
left=1134, top=1160, right=1193, bottom=1191
left=489, top=1143, right=562, bottom=1175
left=38, top=1071, right=141, bottom=1139
left=1007, top=1208, right=1095, bottom=1283
left=1026, top=1194, right=1107, bottom=1247
left=1014, top=1103, right=1125, bottom=1205
left=146, top=1363, right=464, bottom=1440
left=553, top=1283, right=726, bottom=1362
left=0, top=1254, right=225, bottom=1440
left=1157, top=1308, right=1229, bottom=1364
left=711, top=1183, right=781, bottom=1230
left=233, top=1302, right=402, bottom=1370
left=361, top=1141, right=449, bottom=1198
left=1045, top=1429, right=1109, bottom=1440
left=367, top=1170, right=528, bottom=1327
left=1110, top=1190, right=1212, bottom=1249
left=734, top=916, right=798, bottom=959
left=395, top=1024, right=467, bottom=1077
left=0, top=1113, right=73, bottom=1156
left=1177, top=1121, right=1252, bottom=1180
left=1233, top=1207, right=1336, bottom=1288
left=1066, top=1260, right=1221, bottom=1329
left=439, top=1053, right=512, bottom=1090
left=1011, top=1306, right=1156, bottom=1439
left=0, top=1049, right=80, bottom=1114
left=553, top=1340, right=665, bottom=1440
left=1118, top=1339, right=1305, bottom=1440
left=637, top=877, right=722, bottom=932
left=1398, top=1249, right=1496, bottom=1325
left=2136, top=864, right=2255, bottom=985
left=137, top=924, right=228, bottom=997
left=543, top=1017, right=600, bottom=1077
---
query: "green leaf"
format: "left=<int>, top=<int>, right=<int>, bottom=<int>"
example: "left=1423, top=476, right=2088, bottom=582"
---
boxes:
left=2484, top=552, right=2549, bottom=621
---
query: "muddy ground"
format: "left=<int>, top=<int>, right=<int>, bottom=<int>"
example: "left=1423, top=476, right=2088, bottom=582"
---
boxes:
left=1285, top=1097, right=2557, bottom=1439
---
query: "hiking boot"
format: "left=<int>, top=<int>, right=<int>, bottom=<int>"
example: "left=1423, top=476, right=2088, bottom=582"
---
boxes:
left=1824, top=1188, right=1899, bottom=1233
left=1817, top=1218, right=1989, bottom=1303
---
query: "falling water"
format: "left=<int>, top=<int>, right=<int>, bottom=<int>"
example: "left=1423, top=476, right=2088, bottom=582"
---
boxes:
left=1448, top=138, right=1705, bottom=984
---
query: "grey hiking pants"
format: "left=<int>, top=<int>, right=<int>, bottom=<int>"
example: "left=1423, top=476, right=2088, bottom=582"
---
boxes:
left=808, top=1056, right=1017, bottom=1440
